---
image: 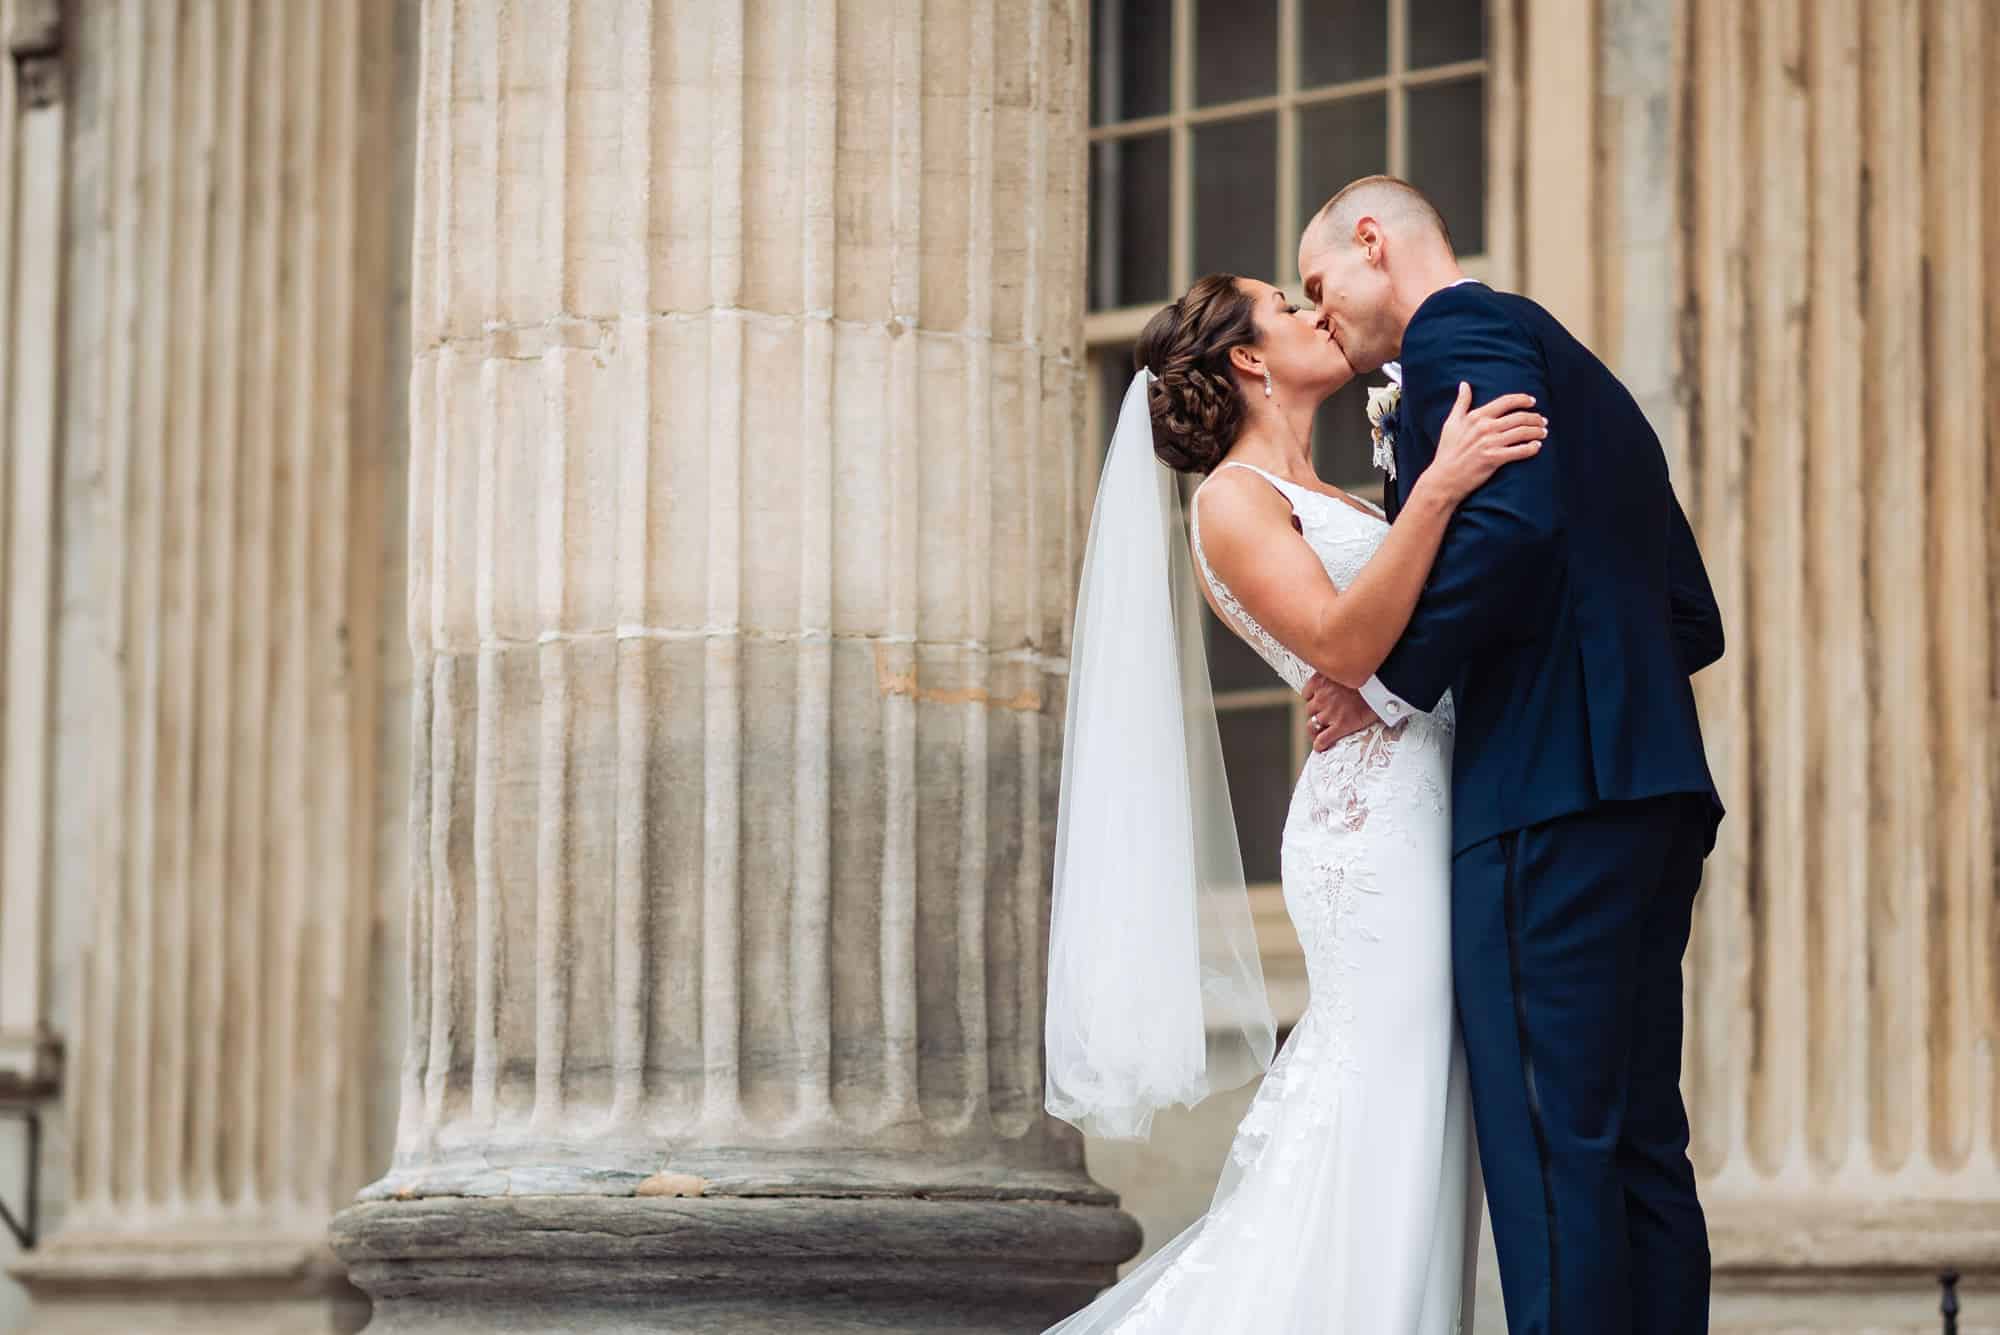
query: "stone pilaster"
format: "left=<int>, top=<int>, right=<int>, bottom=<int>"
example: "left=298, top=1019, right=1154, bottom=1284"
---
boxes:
left=10, top=1, right=412, bottom=1330
left=1669, top=0, right=1997, bottom=1327
left=329, top=1, right=1134, bottom=1331
left=0, top=0, right=64, bottom=1103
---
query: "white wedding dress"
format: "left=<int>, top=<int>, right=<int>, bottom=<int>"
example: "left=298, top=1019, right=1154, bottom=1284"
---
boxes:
left=1048, top=461, right=1482, bottom=1335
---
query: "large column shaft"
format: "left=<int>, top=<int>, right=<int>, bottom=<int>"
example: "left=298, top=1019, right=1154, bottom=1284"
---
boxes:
left=11, top=2, right=411, bottom=1330
left=334, top=1, right=1133, bottom=1330
left=1671, top=0, right=1997, bottom=1318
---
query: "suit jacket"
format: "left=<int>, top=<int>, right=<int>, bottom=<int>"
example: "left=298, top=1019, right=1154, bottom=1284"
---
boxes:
left=1376, top=283, right=1724, bottom=853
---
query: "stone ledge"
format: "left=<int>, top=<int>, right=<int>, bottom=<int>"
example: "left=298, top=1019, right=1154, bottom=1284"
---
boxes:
left=9, top=1230, right=370, bottom=1334
left=358, top=1146, right=1119, bottom=1207
left=11, top=1231, right=343, bottom=1290
left=334, top=1194, right=1139, bottom=1266
left=1709, top=1197, right=2000, bottom=1277
left=8, top=1293, right=371, bottom=1335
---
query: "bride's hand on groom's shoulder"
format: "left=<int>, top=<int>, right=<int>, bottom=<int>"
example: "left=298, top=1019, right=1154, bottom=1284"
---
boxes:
left=1417, top=383, right=1548, bottom=506
left=1305, top=674, right=1385, bottom=753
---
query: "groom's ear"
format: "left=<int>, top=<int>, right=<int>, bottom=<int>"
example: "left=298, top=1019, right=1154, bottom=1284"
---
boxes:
left=1354, top=216, right=1388, bottom=266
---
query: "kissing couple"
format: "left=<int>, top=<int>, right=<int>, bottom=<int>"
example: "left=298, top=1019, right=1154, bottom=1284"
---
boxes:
left=1044, top=175, right=1723, bottom=1335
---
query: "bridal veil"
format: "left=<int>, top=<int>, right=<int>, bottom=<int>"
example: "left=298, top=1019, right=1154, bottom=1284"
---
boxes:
left=1043, top=370, right=1276, bottom=1141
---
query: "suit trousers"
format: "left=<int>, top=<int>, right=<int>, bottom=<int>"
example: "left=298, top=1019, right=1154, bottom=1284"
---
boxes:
left=1452, top=793, right=1711, bottom=1335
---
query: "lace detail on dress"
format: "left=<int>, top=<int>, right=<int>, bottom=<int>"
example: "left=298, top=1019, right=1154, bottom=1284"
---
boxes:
left=1309, top=725, right=1400, bottom=832
left=1301, top=709, right=1453, bottom=844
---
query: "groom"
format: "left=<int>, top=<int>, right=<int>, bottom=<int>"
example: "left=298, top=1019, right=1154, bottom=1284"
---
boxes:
left=1298, top=177, right=1724, bottom=1335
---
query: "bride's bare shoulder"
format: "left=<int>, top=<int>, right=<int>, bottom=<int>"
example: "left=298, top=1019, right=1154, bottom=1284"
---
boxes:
left=1193, top=467, right=1298, bottom=551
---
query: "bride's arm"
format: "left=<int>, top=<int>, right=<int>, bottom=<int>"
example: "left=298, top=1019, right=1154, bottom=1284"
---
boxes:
left=1198, top=386, right=1544, bottom=690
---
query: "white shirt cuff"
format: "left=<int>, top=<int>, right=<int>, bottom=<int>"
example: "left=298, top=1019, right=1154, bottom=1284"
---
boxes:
left=1359, top=675, right=1414, bottom=727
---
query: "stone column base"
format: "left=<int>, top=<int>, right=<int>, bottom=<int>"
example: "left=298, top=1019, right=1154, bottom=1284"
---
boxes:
left=10, top=1234, right=368, bottom=1334
left=331, top=1196, right=1140, bottom=1334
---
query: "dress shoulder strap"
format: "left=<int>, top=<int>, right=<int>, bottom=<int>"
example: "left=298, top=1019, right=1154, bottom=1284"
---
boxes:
left=1212, top=460, right=1306, bottom=504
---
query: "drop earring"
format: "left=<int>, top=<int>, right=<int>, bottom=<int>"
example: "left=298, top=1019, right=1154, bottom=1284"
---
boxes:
left=1262, top=367, right=1274, bottom=398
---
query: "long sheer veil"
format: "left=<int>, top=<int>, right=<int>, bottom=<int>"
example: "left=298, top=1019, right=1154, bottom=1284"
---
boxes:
left=1044, top=370, right=1276, bottom=1141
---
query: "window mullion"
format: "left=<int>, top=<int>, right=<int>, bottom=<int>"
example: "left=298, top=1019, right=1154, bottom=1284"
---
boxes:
left=1388, top=0, right=1410, bottom=178
left=1275, top=0, right=1300, bottom=275
left=1095, top=0, right=1124, bottom=131
left=1485, top=0, right=1519, bottom=287
left=1169, top=0, right=1194, bottom=293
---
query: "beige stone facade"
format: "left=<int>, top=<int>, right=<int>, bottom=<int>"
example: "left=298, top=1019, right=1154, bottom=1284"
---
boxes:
left=0, top=0, right=1994, bottom=1331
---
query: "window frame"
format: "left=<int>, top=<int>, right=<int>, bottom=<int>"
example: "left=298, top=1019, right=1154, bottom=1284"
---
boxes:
left=1085, top=0, right=1509, bottom=348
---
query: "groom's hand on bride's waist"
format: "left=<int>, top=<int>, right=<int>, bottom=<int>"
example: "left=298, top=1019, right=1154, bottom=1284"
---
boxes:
left=1304, top=674, right=1385, bottom=752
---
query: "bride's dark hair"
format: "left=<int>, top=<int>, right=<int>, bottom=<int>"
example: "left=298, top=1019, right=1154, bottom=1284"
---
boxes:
left=1132, top=273, right=1261, bottom=475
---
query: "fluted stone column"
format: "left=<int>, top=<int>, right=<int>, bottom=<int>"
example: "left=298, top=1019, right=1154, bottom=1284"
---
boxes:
left=9, top=1, right=413, bottom=1330
left=1663, top=0, right=1996, bottom=1327
left=329, top=1, right=1136, bottom=1330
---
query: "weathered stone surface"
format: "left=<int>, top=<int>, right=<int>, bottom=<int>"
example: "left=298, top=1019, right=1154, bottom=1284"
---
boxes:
left=335, top=1197, right=1137, bottom=1334
left=633, top=1173, right=707, bottom=1199
left=334, top=0, right=1130, bottom=1328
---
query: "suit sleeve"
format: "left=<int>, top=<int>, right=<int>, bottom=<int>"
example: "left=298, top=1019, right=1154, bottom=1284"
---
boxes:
left=1373, top=291, right=1563, bottom=709
left=1668, top=493, right=1724, bottom=674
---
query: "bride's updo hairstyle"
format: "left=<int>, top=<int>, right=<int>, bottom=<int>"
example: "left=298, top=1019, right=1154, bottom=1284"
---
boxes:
left=1133, top=273, right=1261, bottom=475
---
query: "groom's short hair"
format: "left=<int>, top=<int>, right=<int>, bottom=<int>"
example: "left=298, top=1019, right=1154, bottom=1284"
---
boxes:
left=1309, top=175, right=1454, bottom=252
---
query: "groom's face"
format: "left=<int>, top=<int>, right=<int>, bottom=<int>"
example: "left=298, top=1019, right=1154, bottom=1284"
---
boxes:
left=1298, top=222, right=1398, bottom=374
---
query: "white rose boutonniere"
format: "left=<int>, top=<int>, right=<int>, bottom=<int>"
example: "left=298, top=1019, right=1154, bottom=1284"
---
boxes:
left=1365, top=382, right=1400, bottom=481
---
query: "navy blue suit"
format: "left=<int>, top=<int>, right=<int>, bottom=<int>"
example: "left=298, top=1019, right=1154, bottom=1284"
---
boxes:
left=1379, top=283, right=1723, bottom=1335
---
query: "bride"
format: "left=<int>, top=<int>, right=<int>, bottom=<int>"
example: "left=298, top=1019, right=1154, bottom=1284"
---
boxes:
left=1043, top=272, right=1545, bottom=1332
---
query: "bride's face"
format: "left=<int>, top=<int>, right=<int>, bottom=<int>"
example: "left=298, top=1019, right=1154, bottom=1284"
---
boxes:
left=1235, top=278, right=1354, bottom=402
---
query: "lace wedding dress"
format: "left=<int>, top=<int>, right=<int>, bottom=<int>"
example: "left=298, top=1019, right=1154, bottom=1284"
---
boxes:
left=1047, top=461, right=1481, bottom=1335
